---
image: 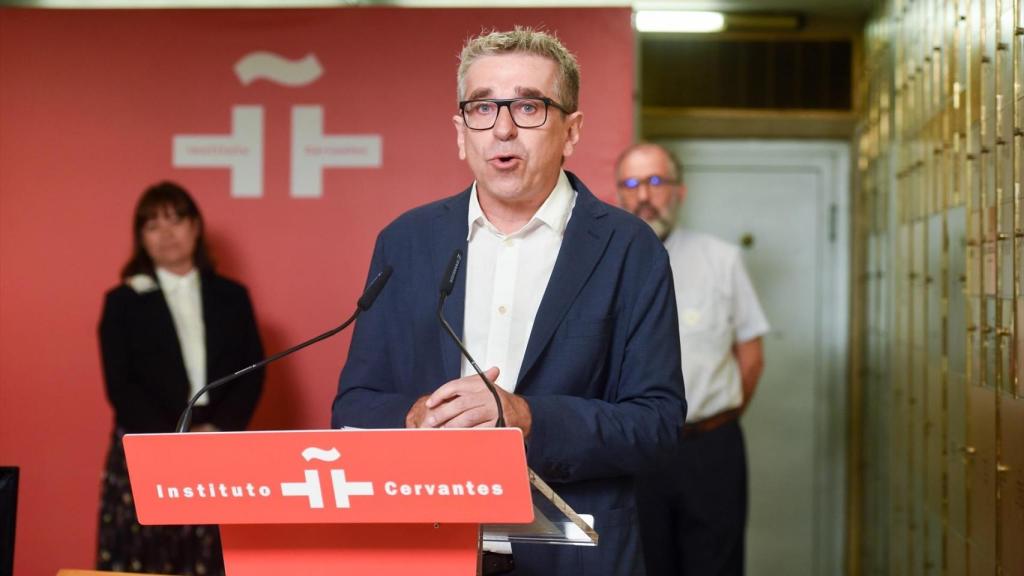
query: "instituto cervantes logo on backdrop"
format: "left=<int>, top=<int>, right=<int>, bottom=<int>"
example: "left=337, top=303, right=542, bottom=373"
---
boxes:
left=172, top=51, right=383, bottom=198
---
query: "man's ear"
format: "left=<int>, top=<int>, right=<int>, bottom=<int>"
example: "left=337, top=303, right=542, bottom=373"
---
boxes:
left=561, top=111, right=584, bottom=159
left=453, top=115, right=467, bottom=160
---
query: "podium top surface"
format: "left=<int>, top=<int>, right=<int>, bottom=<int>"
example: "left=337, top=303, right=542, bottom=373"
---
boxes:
left=124, top=428, right=532, bottom=526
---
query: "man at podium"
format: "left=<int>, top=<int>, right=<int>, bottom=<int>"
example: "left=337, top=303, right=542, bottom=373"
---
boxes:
left=332, top=27, right=686, bottom=576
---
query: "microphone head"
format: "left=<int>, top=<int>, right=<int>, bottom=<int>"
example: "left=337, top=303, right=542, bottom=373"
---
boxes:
left=357, top=265, right=393, bottom=311
left=440, top=250, right=463, bottom=297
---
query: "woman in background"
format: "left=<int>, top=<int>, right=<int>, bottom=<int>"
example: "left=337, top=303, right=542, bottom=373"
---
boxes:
left=96, top=181, right=264, bottom=575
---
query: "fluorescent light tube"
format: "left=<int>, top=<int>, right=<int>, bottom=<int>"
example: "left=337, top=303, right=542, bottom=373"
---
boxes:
left=635, top=10, right=726, bottom=33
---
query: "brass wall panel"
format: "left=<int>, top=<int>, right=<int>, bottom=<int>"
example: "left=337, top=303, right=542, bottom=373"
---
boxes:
left=969, top=295, right=985, bottom=387
left=968, top=210, right=982, bottom=296
left=983, top=208, right=998, bottom=300
left=925, top=211, right=944, bottom=576
left=1001, top=199, right=1015, bottom=302
left=948, top=531, right=968, bottom=576
left=967, top=384, right=998, bottom=567
left=969, top=0, right=984, bottom=143
left=865, top=354, right=891, bottom=576
left=1019, top=293, right=1024, bottom=396
left=950, top=206, right=969, bottom=376
left=912, top=215, right=929, bottom=576
left=853, top=0, right=1024, bottom=572
left=986, top=299, right=999, bottom=387
left=890, top=397, right=910, bottom=575
left=1017, top=0, right=1023, bottom=136
left=999, top=396, right=1024, bottom=576
left=1000, top=299, right=1015, bottom=388
left=971, top=552, right=998, bottom=576
left=926, top=367, right=945, bottom=576
left=949, top=373, right=969, bottom=541
left=891, top=233, right=911, bottom=576
left=981, top=0, right=999, bottom=151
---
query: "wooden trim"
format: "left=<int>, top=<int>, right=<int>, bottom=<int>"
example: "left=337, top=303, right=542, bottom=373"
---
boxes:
left=642, top=107, right=858, bottom=139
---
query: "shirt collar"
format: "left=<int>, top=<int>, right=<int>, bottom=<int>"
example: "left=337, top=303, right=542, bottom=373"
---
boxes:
left=155, top=267, right=198, bottom=293
left=467, top=170, right=575, bottom=241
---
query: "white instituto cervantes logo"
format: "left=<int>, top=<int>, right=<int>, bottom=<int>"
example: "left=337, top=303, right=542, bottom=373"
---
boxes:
left=234, top=52, right=323, bottom=87
left=172, top=51, right=383, bottom=199
left=173, top=106, right=263, bottom=198
left=291, top=105, right=382, bottom=199
left=280, top=446, right=374, bottom=509
left=152, top=445, right=505, bottom=509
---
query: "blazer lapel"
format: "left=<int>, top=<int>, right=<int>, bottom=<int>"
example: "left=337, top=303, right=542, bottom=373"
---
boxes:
left=517, top=176, right=611, bottom=388
left=430, top=189, right=472, bottom=383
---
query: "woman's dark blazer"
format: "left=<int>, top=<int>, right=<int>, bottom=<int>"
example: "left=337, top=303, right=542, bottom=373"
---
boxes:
left=99, top=271, right=265, bottom=433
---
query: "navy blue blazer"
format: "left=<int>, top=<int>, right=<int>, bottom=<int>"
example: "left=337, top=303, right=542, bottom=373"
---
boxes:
left=332, top=173, right=685, bottom=575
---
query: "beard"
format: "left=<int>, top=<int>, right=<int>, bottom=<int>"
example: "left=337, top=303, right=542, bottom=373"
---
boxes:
left=632, top=201, right=677, bottom=241
left=645, top=217, right=674, bottom=240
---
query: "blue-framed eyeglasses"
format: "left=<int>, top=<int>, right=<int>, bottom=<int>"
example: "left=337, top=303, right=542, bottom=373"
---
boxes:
left=617, top=175, right=678, bottom=190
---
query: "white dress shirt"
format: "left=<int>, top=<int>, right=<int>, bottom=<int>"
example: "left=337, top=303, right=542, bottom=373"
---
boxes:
left=155, top=267, right=207, bottom=406
left=664, top=229, right=769, bottom=422
left=464, top=171, right=575, bottom=555
left=461, top=170, right=576, bottom=393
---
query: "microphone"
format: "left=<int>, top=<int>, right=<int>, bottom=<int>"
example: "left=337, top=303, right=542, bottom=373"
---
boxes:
left=175, top=266, right=393, bottom=433
left=436, top=250, right=506, bottom=428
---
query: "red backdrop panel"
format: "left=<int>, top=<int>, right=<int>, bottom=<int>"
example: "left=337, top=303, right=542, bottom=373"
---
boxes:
left=0, top=7, right=633, bottom=575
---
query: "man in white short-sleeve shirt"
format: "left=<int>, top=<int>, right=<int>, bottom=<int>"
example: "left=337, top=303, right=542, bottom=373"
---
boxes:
left=616, top=142, right=769, bottom=576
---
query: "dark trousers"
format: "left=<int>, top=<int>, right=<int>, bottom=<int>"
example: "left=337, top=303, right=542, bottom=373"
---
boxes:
left=637, top=419, right=747, bottom=576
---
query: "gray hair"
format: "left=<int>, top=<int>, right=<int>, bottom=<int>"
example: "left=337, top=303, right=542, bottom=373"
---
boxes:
left=457, top=26, right=581, bottom=113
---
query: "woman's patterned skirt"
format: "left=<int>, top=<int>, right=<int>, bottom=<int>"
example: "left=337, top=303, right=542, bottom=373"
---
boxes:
left=96, top=429, right=224, bottom=576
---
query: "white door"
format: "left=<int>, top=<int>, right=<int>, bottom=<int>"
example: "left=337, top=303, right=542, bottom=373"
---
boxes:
left=660, top=140, right=850, bottom=576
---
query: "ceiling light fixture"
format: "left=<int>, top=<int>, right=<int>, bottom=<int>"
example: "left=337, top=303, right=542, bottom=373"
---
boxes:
left=634, top=10, right=726, bottom=33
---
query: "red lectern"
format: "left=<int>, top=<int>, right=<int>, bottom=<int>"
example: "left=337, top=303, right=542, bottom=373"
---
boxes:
left=124, top=429, right=540, bottom=576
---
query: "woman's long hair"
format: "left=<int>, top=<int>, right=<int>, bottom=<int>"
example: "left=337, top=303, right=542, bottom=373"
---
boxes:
left=120, top=181, right=214, bottom=279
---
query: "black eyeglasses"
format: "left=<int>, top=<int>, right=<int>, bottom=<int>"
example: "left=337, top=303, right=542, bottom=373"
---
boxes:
left=617, top=175, right=678, bottom=191
left=459, top=97, right=570, bottom=130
